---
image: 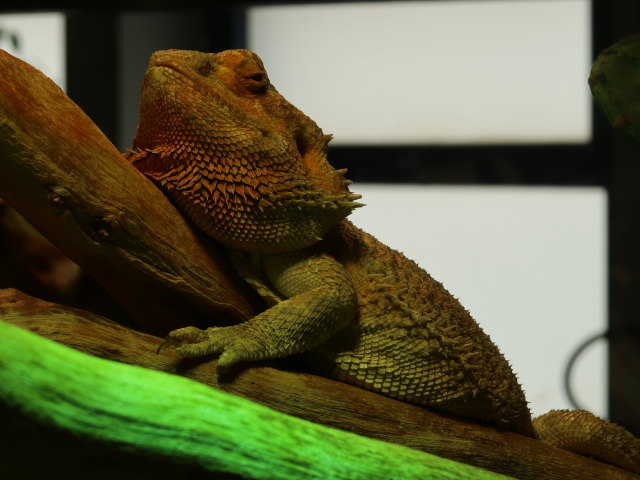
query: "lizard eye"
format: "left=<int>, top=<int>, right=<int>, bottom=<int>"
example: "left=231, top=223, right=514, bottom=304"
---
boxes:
left=241, top=72, right=269, bottom=94
left=196, top=62, right=213, bottom=77
left=248, top=73, right=265, bottom=82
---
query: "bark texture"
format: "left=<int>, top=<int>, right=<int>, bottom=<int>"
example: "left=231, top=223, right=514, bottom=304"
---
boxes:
left=1, top=289, right=636, bottom=480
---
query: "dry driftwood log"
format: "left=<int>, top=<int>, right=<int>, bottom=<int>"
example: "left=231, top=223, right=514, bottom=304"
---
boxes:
left=0, top=51, right=636, bottom=480
left=1, top=288, right=636, bottom=480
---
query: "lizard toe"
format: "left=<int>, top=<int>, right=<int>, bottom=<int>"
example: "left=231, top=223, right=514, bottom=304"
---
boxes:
left=167, top=326, right=210, bottom=343
left=171, top=326, right=243, bottom=359
left=157, top=326, right=220, bottom=356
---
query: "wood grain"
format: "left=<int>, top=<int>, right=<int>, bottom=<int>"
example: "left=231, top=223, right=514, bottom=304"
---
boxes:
left=1, top=288, right=635, bottom=480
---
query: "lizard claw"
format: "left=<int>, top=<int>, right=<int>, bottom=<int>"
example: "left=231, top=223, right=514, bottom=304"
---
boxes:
left=156, top=337, right=175, bottom=355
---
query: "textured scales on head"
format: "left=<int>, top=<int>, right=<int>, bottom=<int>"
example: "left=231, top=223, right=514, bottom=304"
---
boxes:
left=128, top=49, right=363, bottom=253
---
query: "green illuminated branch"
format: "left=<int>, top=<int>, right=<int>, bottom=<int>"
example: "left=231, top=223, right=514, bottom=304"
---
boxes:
left=0, top=317, right=511, bottom=480
left=2, top=289, right=632, bottom=480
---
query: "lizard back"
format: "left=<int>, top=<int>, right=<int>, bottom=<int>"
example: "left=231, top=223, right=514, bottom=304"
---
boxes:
left=312, top=220, right=534, bottom=435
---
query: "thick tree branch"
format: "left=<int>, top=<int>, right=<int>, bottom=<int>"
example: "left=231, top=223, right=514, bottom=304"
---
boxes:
left=0, top=49, right=261, bottom=336
left=0, top=304, right=511, bottom=480
left=1, top=289, right=635, bottom=480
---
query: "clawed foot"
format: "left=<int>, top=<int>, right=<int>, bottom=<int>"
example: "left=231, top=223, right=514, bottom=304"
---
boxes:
left=157, top=325, right=256, bottom=373
left=156, top=326, right=211, bottom=355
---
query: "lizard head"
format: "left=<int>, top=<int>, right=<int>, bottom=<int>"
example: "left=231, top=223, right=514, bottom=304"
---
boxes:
left=129, top=49, right=363, bottom=253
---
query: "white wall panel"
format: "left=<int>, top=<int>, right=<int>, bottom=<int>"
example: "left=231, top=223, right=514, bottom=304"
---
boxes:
left=0, top=13, right=66, bottom=90
left=249, top=1, right=591, bottom=145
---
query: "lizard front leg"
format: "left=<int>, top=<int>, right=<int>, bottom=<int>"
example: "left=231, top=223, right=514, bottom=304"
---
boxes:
left=160, top=249, right=358, bottom=372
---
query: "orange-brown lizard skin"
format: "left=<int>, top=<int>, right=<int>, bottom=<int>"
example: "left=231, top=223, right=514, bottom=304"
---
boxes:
left=127, top=49, right=639, bottom=474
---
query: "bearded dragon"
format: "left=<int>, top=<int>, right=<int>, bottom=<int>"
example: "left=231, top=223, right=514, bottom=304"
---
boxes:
left=127, top=49, right=639, bottom=475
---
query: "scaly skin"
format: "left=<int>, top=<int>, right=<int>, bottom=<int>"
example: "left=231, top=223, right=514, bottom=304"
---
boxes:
left=128, top=49, right=639, bottom=474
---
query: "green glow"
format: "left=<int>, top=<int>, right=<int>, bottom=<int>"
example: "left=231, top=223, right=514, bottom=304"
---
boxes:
left=0, top=319, right=512, bottom=479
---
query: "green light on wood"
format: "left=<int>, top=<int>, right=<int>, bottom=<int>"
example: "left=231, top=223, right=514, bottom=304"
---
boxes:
left=0, top=319, right=512, bottom=480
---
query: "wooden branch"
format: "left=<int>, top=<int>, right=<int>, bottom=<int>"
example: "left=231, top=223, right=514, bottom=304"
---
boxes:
left=0, top=309, right=512, bottom=480
left=0, top=49, right=262, bottom=336
left=2, top=288, right=635, bottom=480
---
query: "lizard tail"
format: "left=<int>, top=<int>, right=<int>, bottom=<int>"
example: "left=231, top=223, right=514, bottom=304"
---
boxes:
left=532, top=409, right=640, bottom=475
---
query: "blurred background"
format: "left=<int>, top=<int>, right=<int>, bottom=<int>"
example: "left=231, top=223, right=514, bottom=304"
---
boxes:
left=0, top=0, right=638, bottom=435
